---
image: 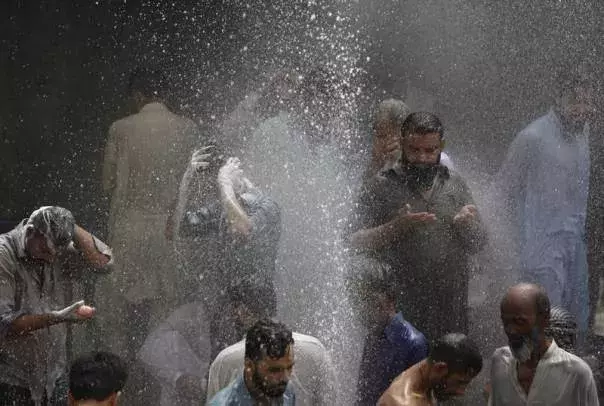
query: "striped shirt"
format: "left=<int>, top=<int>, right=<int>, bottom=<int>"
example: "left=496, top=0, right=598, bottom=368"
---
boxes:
left=490, top=340, right=599, bottom=405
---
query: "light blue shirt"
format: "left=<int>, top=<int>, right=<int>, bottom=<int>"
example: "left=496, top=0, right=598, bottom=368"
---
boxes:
left=495, top=109, right=590, bottom=336
left=207, top=373, right=295, bottom=406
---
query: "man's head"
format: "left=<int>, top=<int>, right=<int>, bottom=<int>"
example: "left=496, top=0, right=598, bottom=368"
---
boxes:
left=500, top=283, right=551, bottom=363
left=400, top=112, right=445, bottom=188
left=128, top=67, right=167, bottom=111
left=546, top=305, right=577, bottom=352
left=555, top=66, right=595, bottom=132
left=244, top=319, right=295, bottom=399
left=346, top=256, right=397, bottom=330
left=372, top=99, right=410, bottom=166
left=225, top=280, right=278, bottom=335
left=24, top=206, right=75, bottom=263
left=68, top=352, right=128, bottom=406
left=428, top=333, right=482, bottom=401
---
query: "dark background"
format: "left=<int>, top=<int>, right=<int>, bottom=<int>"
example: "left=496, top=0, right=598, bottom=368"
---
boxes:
left=1, top=0, right=602, bottom=230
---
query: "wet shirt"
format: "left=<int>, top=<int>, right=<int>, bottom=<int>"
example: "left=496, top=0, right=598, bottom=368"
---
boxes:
left=207, top=332, right=337, bottom=406
left=207, top=373, right=296, bottom=406
left=137, top=301, right=211, bottom=406
left=180, top=189, right=281, bottom=289
left=356, top=312, right=428, bottom=406
left=493, top=110, right=591, bottom=334
left=489, top=340, right=599, bottom=406
left=350, top=163, right=486, bottom=341
left=0, top=221, right=113, bottom=405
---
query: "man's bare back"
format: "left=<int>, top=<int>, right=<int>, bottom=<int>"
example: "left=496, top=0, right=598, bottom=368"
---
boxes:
left=378, top=362, right=436, bottom=406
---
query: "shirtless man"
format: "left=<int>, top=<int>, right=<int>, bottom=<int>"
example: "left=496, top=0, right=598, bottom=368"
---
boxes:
left=378, top=333, right=482, bottom=406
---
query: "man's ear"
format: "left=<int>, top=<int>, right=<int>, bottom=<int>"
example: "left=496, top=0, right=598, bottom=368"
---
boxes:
left=244, top=358, right=254, bottom=372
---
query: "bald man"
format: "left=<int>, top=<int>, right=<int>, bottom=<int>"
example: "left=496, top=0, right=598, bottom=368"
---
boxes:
left=489, top=283, right=598, bottom=405
left=378, top=333, right=482, bottom=406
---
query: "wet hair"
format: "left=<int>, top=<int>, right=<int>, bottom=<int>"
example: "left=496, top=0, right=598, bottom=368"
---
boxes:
left=546, top=306, right=577, bottom=351
left=128, top=67, right=167, bottom=99
left=27, top=206, right=75, bottom=247
left=401, top=112, right=444, bottom=139
left=69, top=352, right=128, bottom=401
left=429, top=333, right=482, bottom=376
left=245, top=319, right=294, bottom=363
left=227, top=280, right=277, bottom=319
left=346, top=255, right=397, bottom=304
left=373, top=99, right=410, bottom=132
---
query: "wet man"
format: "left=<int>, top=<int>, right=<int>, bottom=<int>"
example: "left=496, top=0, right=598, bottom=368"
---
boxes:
left=68, top=352, right=128, bottom=406
left=100, top=67, right=199, bottom=362
left=137, top=282, right=277, bottom=406
left=348, top=258, right=428, bottom=406
left=366, top=99, right=455, bottom=179
left=493, top=68, right=595, bottom=341
left=175, top=146, right=280, bottom=355
left=378, top=333, right=482, bottom=406
left=0, top=206, right=113, bottom=406
left=489, top=283, right=598, bottom=405
left=207, top=304, right=337, bottom=406
left=207, top=319, right=296, bottom=406
left=349, top=112, right=486, bottom=341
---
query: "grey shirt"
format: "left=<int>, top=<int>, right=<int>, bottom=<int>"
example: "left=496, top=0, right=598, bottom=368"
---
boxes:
left=0, top=220, right=113, bottom=404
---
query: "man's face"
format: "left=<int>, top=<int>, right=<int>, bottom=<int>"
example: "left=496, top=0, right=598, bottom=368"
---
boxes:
left=401, top=132, right=442, bottom=165
left=500, top=299, right=542, bottom=362
left=559, top=85, right=595, bottom=132
left=250, top=345, right=294, bottom=398
left=433, top=371, right=474, bottom=401
left=357, top=290, right=393, bottom=329
left=373, top=120, right=400, bottom=162
left=25, top=228, right=62, bottom=263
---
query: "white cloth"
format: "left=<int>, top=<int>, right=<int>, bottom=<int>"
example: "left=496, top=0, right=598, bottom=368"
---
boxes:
left=206, top=332, right=337, bottom=406
left=489, top=340, right=599, bottom=405
left=137, top=301, right=212, bottom=406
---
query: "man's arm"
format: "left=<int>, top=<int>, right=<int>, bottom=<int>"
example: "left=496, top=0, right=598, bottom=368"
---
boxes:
left=62, top=225, right=113, bottom=274
left=577, top=364, right=600, bottom=406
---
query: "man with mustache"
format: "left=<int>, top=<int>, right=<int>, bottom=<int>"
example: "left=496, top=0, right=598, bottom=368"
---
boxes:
left=489, top=283, right=598, bottom=405
left=378, top=333, right=482, bottom=406
left=207, top=319, right=295, bottom=406
left=349, top=112, right=487, bottom=341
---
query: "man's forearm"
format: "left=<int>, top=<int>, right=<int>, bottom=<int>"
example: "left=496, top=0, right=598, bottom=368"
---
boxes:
left=7, top=313, right=62, bottom=336
left=73, top=225, right=111, bottom=267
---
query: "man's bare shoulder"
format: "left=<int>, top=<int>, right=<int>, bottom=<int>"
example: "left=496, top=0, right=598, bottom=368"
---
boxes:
left=378, top=390, right=433, bottom=406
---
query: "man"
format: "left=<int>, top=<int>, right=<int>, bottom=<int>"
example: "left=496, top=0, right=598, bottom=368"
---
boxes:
left=137, top=282, right=277, bottom=406
left=493, top=68, right=595, bottom=341
left=378, top=333, right=482, bottom=406
left=347, top=256, right=428, bottom=406
left=68, top=352, right=128, bottom=406
left=100, top=67, right=199, bottom=361
left=489, top=283, right=598, bottom=405
left=175, top=146, right=280, bottom=352
left=0, top=206, right=113, bottom=405
left=207, top=313, right=337, bottom=405
left=366, top=99, right=455, bottom=179
left=349, top=112, right=487, bottom=341
left=207, top=319, right=296, bottom=406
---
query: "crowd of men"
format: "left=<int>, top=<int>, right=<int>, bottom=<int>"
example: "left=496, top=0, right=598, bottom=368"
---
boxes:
left=0, top=62, right=602, bottom=406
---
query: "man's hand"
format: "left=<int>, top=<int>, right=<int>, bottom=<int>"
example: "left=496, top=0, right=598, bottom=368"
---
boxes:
left=392, top=204, right=437, bottom=230
left=189, top=146, right=214, bottom=172
left=51, top=300, right=96, bottom=322
left=218, top=157, right=245, bottom=194
left=453, top=204, right=478, bottom=225
left=176, top=375, right=204, bottom=399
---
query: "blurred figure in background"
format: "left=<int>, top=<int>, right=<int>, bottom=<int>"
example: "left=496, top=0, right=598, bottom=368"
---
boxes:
left=68, top=352, right=128, bottom=406
left=347, top=256, right=428, bottom=406
left=492, top=67, right=596, bottom=344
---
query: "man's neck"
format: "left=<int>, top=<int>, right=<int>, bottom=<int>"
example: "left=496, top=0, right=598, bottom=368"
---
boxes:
left=244, top=374, right=277, bottom=406
left=522, top=338, right=553, bottom=369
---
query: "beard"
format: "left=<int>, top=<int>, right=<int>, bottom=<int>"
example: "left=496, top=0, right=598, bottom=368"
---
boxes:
left=432, top=383, right=454, bottom=402
left=252, top=368, right=288, bottom=398
left=508, top=333, right=537, bottom=363
left=405, top=163, right=439, bottom=190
